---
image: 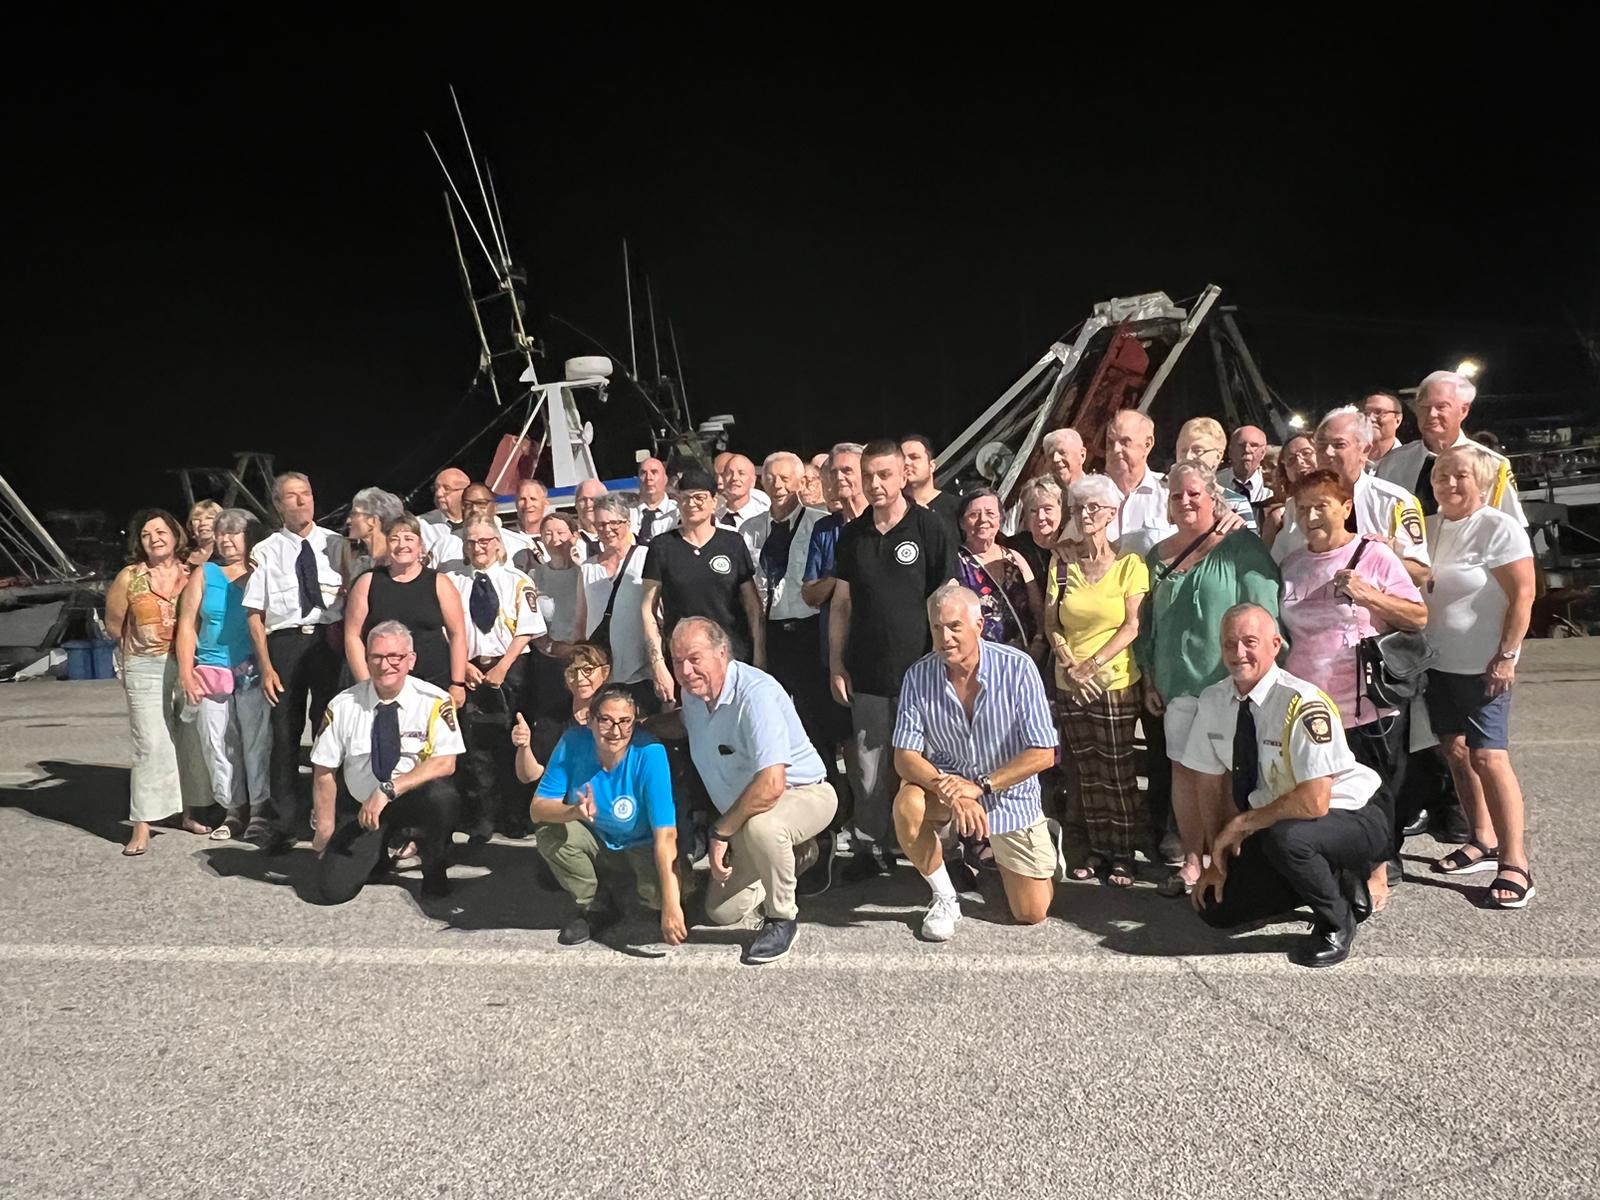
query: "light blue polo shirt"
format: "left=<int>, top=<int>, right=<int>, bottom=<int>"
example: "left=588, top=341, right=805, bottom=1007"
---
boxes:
left=535, top=728, right=676, bottom=851
left=681, top=661, right=825, bottom=813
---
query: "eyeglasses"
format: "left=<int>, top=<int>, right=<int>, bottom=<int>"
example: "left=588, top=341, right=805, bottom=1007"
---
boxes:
left=367, top=652, right=412, bottom=666
left=679, top=492, right=714, bottom=507
left=1286, top=448, right=1320, bottom=464
left=1070, top=503, right=1111, bottom=516
left=595, top=519, right=629, bottom=531
left=593, top=714, right=635, bottom=732
left=465, top=537, right=499, bottom=548
left=566, top=663, right=603, bottom=678
left=1363, top=408, right=1401, bottom=422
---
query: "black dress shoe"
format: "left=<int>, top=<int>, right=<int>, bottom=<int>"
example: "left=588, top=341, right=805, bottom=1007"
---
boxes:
left=1435, top=805, right=1471, bottom=844
left=420, top=873, right=452, bottom=898
left=261, top=831, right=297, bottom=857
left=1348, top=875, right=1373, bottom=925
left=557, top=914, right=593, bottom=945
left=796, top=829, right=836, bottom=897
left=559, top=896, right=619, bottom=945
left=1291, top=919, right=1356, bottom=968
left=743, top=917, right=799, bottom=964
left=1400, top=809, right=1430, bottom=839
left=841, top=843, right=892, bottom=883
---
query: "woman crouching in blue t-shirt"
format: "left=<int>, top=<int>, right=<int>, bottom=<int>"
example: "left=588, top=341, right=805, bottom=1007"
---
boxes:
left=530, top=683, right=684, bottom=947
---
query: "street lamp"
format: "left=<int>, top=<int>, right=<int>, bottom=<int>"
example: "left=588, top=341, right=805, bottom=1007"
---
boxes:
left=1456, top=358, right=1482, bottom=379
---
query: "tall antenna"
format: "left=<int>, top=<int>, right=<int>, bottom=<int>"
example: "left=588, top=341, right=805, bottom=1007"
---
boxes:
left=624, top=240, right=639, bottom=379
left=450, top=85, right=510, bottom=273
left=647, top=276, right=662, bottom=387
left=670, top=319, right=693, bottom=430
left=485, top=160, right=513, bottom=268
left=425, top=131, right=500, bottom=279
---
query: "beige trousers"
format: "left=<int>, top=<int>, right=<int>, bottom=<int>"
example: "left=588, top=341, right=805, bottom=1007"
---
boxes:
left=704, top=781, right=838, bottom=923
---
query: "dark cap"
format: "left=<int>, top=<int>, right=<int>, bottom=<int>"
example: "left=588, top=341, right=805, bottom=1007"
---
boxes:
left=675, top=467, right=717, bottom=495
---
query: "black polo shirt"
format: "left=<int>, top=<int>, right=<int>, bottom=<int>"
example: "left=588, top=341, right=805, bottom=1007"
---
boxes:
left=642, top=527, right=756, bottom=662
left=920, top=489, right=963, bottom=537
left=834, top=502, right=960, bottom=696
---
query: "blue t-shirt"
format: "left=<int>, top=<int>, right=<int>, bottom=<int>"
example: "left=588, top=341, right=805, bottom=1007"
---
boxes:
left=534, top=728, right=676, bottom=851
left=197, top=562, right=254, bottom=668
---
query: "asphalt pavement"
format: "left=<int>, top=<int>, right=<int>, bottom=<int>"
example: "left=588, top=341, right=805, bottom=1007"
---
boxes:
left=1, top=641, right=1596, bottom=1199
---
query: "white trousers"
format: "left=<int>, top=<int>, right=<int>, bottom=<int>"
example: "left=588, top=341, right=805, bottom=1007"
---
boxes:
left=197, top=684, right=271, bottom=811
left=123, top=655, right=210, bottom=823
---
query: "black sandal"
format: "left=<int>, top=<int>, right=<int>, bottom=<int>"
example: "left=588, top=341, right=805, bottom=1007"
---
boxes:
left=1434, top=837, right=1499, bottom=876
left=1106, top=859, right=1137, bottom=888
left=1485, top=863, right=1535, bottom=909
left=1067, top=855, right=1104, bottom=883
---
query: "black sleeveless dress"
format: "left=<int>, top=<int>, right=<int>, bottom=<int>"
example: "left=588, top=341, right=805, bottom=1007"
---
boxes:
left=364, top=566, right=451, bottom=690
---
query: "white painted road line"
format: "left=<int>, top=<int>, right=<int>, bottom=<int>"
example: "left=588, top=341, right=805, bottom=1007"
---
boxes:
left=2, top=942, right=1597, bottom=978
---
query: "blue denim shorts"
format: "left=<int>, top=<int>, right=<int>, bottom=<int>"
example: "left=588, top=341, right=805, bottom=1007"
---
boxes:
left=1424, top=669, right=1511, bottom=751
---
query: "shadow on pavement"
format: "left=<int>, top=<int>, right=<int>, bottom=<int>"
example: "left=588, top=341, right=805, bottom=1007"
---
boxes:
left=0, top=760, right=131, bottom=844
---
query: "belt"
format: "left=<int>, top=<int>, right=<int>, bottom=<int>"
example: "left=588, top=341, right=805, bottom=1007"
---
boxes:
left=270, top=624, right=325, bottom=636
left=772, top=616, right=819, bottom=633
left=471, top=655, right=499, bottom=669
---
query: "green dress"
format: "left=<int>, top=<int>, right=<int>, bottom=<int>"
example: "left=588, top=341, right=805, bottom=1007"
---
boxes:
left=1133, top=531, right=1282, bottom=701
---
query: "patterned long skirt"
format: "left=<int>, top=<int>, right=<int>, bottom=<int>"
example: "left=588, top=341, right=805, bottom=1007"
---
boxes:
left=1056, top=683, right=1144, bottom=861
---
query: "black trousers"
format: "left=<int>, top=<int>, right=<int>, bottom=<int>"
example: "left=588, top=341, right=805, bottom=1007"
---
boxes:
left=460, top=657, right=528, bottom=836
left=1196, top=805, right=1388, bottom=931
left=1348, top=711, right=1408, bottom=861
left=767, top=616, right=828, bottom=740
left=323, top=775, right=461, bottom=897
left=267, top=628, right=341, bottom=836
left=1139, top=710, right=1172, bottom=852
left=524, top=650, right=569, bottom=722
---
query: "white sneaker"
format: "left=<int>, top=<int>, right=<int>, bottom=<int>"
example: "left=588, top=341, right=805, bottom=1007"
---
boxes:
left=920, top=894, right=963, bottom=942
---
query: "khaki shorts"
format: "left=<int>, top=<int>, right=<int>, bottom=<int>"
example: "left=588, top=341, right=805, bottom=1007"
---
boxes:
left=989, top=817, right=1057, bottom=880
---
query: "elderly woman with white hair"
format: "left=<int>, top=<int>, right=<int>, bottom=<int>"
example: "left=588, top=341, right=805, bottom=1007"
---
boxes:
left=1044, top=473, right=1150, bottom=886
left=175, top=508, right=272, bottom=839
left=1133, top=461, right=1282, bottom=895
left=1423, top=445, right=1537, bottom=907
left=1002, top=475, right=1065, bottom=587
left=345, top=487, right=405, bottom=583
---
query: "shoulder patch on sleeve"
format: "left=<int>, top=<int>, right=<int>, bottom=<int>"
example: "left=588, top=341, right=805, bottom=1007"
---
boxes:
left=322, top=705, right=335, bottom=730
left=440, top=701, right=458, bottom=732
left=1299, top=700, right=1334, bottom=745
left=523, top=584, right=539, bottom=612
left=1399, top=507, right=1424, bottom=542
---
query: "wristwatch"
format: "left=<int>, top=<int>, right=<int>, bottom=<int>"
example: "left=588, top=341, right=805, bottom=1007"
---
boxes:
left=1495, top=649, right=1519, bottom=663
left=380, top=781, right=397, bottom=801
left=976, top=774, right=994, bottom=797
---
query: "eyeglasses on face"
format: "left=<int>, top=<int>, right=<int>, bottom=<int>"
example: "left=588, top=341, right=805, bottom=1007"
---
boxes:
left=593, top=714, right=635, bottom=732
left=566, top=663, right=603, bottom=678
left=679, top=492, right=714, bottom=507
left=465, top=536, right=500, bottom=548
left=367, top=651, right=412, bottom=666
left=1071, top=503, right=1111, bottom=516
left=595, top=519, right=629, bottom=532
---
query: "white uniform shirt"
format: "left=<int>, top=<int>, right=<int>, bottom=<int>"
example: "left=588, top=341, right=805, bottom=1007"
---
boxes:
left=311, top=676, right=465, bottom=801
left=1221, top=467, right=1270, bottom=503
left=629, top=497, right=681, bottom=541
left=501, top=527, right=547, bottom=571
left=449, top=561, right=546, bottom=660
left=1107, top=466, right=1175, bottom=556
left=1375, top=433, right=1526, bottom=526
left=716, top=494, right=768, bottom=540
left=743, top=504, right=825, bottom=621
left=1180, top=665, right=1379, bottom=812
left=243, top=525, right=347, bottom=630
left=1272, top=473, right=1430, bottom=567
left=420, top=520, right=464, bottom=572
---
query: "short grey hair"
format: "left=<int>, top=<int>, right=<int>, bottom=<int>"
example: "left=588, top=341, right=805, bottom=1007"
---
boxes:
left=1416, top=369, right=1477, bottom=408
left=1433, top=443, right=1499, bottom=499
left=1165, top=461, right=1228, bottom=510
left=1068, top=473, right=1124, bottom=511
left=829, top=441, right=865, bottom=462
left=1318, top=405, right=1375, bottom=448
left=1017, top=475, right=1063, bottom=514
left=365, top=619, right=414, bottom=651
left=1042, top=428, right=1084, bottom=455
left=670, top=616, right=731, bottom=656
left=350, top=487, right=405, bottom=527
left=1221, top=602, right=1279, bottom=636
left=271, top=471, right=310, bottom=501
left=763, top=450, right=804, bottom=474
left=592, top=494, right=631, bottom=522
left=927, top=582, right=984, bottom=622
left=213, top=507, right=254, bottom=537
left=517, top=478, right=548, bottom=498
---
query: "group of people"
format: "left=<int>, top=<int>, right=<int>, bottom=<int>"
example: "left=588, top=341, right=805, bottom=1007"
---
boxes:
left=104, top=366, right=1539, bottom=966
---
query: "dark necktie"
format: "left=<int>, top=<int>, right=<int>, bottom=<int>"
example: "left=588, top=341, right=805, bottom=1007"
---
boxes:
left=638, top=508, right=657, bottom=543
left=295, top=538, right=321, bottom=617
left=1232, top=698, right=1258, bottom=813
left=371, top=700, right=401, bottom=784
left=1416, top=452, right=1439, bottom=516
left=719, top=510, right=738, bottom=527
left=470, top=571, right=498, bottom=633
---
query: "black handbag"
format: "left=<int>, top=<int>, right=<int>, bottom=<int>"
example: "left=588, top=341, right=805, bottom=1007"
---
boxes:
left=1343, top=538, right=1435, bottom=717
left=586, top=545, right=639, bottom=656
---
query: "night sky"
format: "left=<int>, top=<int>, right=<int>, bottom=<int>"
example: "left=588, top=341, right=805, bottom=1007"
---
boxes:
left=10, top=17, right=1598, bottom=526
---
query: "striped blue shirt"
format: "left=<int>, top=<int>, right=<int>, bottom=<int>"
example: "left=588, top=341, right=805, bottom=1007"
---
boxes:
left=892, top=641, right=1057, bottom=834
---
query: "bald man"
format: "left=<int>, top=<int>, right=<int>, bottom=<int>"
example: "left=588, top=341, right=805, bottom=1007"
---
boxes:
left=1222, top=425, right=1271, bottom=505
left=573, top=478, right=608, bottom=560
left=420, top=467, right=470, bottom=528
left=716, top=452, right=769, bottom=533
left=630, top=457, right=679, bottom=544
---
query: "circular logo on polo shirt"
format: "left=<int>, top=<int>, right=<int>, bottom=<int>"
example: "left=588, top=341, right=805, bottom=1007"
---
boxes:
left=708, top=554, right=732, bottom=575
left=894, top=541, right=920, bottom=565
left=611, top=794, right=636, bottom=822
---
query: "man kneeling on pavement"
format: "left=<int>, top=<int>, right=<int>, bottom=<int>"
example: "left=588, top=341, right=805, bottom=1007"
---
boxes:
left=529, top=683, right=688, bottom=948
left=892, top=583, right=1059, bottom=941
left=1185, top=604, right=1387, bottom=967
left=311, top=620, right=464, bottom=901
left=673, top=616, right=838, bottom=965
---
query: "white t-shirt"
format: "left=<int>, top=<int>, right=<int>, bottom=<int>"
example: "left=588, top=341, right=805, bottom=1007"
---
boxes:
left=580, top=546, right=650, bottom=685
left=531, top=560, right=582, bottom=642
left=1424, top=506, right=1532, bottom=674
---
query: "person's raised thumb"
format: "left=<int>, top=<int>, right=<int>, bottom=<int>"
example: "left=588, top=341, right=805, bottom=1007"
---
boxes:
left=514, top=712, right=528, bottom=728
